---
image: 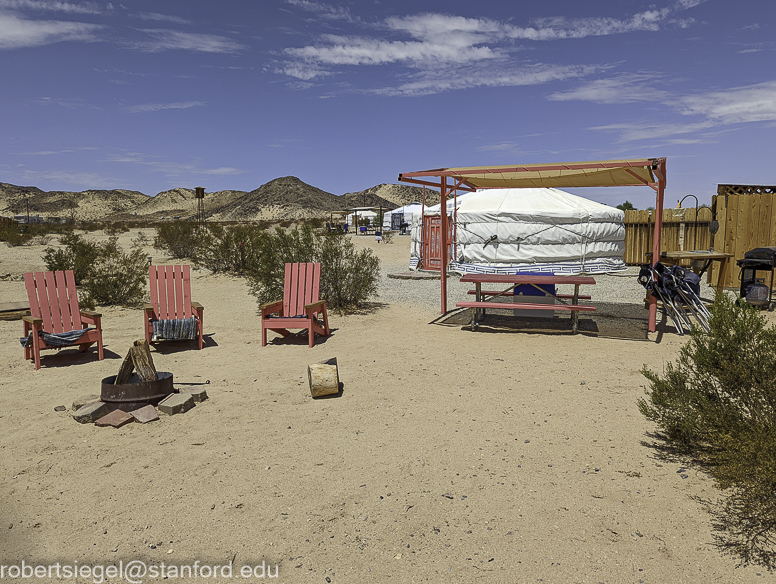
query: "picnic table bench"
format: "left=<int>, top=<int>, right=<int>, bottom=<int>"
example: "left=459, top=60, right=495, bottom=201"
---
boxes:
left=456, top=274, right=596, bottom=334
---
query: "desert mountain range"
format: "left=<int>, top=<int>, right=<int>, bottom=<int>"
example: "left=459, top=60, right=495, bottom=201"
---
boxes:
left=0, top=177, right=439, bottom=223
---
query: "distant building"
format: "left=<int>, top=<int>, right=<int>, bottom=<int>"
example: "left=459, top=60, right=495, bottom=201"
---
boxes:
left=14, top=214, right=44, bottom=224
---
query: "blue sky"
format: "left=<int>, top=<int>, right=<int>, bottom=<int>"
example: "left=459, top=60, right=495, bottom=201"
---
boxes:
left=1, top=0, right=774, bottom=208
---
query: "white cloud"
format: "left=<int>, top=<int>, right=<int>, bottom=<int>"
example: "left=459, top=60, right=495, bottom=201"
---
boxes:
left=0, top=11, right=101, bottom=48
left=279, top=2, right=706, bottom=94
left=0, top=0, right=102, bottom=14
left=129, top=29, right=243, bottom=53
left=124, top=101, right=206, bottom=113
left=108, top=153, right=244, bottom=177
left=548, top=74, right=669, bottom=104
left=19, top=168, right=118, bottom=188
left=676, top=81, right=776, bottom=124
left=136, top=12, right=191, bottom=25
left=589, top=120, right=714, bottom=142
left=284, top=0, right=358, bottom=23
left=19, top=146, right=98, bottom=155
left=370, top=63, right=607, bottom=97
left=285, top=34, right=499, bottom=70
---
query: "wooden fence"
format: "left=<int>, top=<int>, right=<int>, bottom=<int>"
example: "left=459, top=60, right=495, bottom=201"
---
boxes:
left=709, top=185, right=776, bottom=288
left=623, top=184, right=776, bottom=289
left=623, top=207, right=713, bottom=265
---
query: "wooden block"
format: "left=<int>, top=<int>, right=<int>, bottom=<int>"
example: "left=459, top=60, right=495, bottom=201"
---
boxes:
left=115, top=348, right=135, bottom=385
left=131, top=339, right=157, bottom=382
left=308, top=358, right=340, bottom=398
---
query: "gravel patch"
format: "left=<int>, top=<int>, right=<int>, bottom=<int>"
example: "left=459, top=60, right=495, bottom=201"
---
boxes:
left=377, top=259, right=721, bottom=313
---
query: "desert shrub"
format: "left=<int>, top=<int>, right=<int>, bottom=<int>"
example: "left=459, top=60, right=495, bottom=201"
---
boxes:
left=43, top=234, right=146, bottom=306
left=382, top=230, right=394, bottom=244
left=0, top=223, right=60, bottom=246
left=104, top=222, right=130, bottom=236
left=131, top=231, right=150, bottom=248
left=639, top=294, right=776, bottom=569
left=192, top=224, right=268, bottom=274
left=245, top=226, right=379, bottom=312
left=317, top=231, right=379, bottom=310
left=153, top=221, right=200, bottom=259
left=43, top=233, right=101, bottom=284
left=278, top=220, right=293, bottom=228
left=81, top=237, right=147, bottom=306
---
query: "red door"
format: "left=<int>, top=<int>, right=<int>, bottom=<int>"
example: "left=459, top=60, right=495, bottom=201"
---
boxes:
left=421, top=215, right=453, bottom=271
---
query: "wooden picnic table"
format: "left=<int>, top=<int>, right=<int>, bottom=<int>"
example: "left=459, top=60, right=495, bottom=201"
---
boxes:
left=456, top=274, right=596, bottom=334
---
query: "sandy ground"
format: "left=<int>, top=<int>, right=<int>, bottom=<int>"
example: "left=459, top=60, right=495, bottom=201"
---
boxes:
left=0, top=230, right=773, bottom=583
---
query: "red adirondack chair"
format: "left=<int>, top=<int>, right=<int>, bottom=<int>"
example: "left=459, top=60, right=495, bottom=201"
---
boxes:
left=261, top=262, right=329, bottom=348
left=145, top=265, right=204, bottom=349
left=22, top=270, right=103, bottom=370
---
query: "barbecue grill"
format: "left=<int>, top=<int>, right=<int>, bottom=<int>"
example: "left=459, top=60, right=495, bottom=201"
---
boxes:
left=737, top=246, right=776, bottom=310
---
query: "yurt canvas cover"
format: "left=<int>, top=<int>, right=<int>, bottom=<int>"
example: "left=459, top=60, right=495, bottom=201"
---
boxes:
left=410, top=188, right=625, bottom=275
left=383, top=203, right=422, bottom=230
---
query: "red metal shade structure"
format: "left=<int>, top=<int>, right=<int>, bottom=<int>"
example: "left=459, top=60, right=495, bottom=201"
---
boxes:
left=398, top=158, right=667, bottom=333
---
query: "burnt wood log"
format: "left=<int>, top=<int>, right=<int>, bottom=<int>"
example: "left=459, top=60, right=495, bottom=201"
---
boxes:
left=132, top=339, right=157, bottom=382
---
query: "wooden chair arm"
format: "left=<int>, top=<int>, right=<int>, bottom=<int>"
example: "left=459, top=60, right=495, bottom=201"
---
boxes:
left=191, top=302, right=204, bottom=311
left=304, top=299, right=327, bottom=311
left=260, top=299, right=283, bottom=312
left=22, top=315, right=43, bottom=325
left=80, top=310, right=102, bottom=326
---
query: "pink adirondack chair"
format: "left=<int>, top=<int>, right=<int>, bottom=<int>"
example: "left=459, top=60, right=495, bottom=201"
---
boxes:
left=145, top=265, right=204, bottom=349
left=22, top=270, right=103, bottom=370
left=261, top=262, right=329, bottom=348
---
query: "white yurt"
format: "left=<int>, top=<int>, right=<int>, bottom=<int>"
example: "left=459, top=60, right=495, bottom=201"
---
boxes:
left=383, top=203, right=423, bottom=231
left=409, top=188, right=625, bottom=275
left=346, top=210, right=377, bottom=226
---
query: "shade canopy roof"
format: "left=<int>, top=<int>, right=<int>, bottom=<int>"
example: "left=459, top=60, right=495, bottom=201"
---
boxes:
left=399, top=158, right=664, bottom=191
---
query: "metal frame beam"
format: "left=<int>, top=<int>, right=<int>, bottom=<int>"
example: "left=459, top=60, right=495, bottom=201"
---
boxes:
left=398, top=158, right=668, bottom=336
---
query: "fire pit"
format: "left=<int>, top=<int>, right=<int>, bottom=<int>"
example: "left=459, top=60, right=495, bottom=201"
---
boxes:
left=101, top=372, right=174, bottom=413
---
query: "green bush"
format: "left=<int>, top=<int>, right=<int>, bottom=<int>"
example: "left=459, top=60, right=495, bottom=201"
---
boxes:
left=103, top=222, right=130, bottom=236
left=317, top=231, right=379, bottom=310
left=43, top=233, right=100, bottom=284
left=192, top=224, right=268, bottom=275
left=43, top=234, right=147, bottom=306
left=0, top=222, right=60, bottom=246
left=639, top=294, right=776, bottom=569
left=153, top=221, right=200, bottom=259
left=245, top=226, right=379, bottom=312
left=82, top=237, right=147, bottom=306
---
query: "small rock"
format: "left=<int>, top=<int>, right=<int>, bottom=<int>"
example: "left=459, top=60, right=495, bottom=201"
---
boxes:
left=442, top=493, right=454, bottom=500
left=95, top=409, right=134, bottom=428
left=580, top=381, right=586, bottom=385
left=130, top=405, right=159, bottom=424
left=72, top=394, right=101, bottom=411
left=73, top=401, right=109, bottom=424
left=179, top=387, right=208, bottom=403
left=158, top=393, right=195, bottom=416
left=54, top=405, right=66, bottom=412
left=680, top=474, right=689, bottom=479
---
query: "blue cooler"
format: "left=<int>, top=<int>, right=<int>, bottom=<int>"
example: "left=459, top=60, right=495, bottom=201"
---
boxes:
left=513, top=272, right=555, bottom=318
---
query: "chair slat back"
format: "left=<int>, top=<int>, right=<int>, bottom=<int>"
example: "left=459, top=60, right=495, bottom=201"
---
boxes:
left=149, top=265, right=193, bottom=320
left=24, top=270, right=82, bottom=333
left=283, top=263, right=321, bottom=317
